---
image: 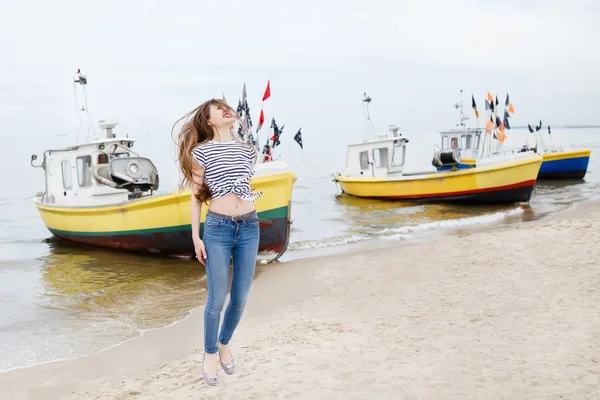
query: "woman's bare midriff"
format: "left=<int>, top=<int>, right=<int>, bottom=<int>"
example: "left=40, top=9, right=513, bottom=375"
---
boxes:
left=207, top=193, right=255, bottom=216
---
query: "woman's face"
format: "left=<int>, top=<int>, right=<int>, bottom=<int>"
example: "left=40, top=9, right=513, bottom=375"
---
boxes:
left=208, top=103, right=234, bottom=129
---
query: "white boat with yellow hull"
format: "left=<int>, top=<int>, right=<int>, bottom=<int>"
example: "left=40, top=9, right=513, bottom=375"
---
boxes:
left=435, top=93, right=591, bottom=180
left=31, top=70, right=297, bottom=262
left=32, top=139, right=296, bottom=261
left=334, top=94, right=542, bottom=204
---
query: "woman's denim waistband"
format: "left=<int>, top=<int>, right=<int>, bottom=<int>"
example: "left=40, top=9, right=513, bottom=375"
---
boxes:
left=206, top=210, right=271, bottom=224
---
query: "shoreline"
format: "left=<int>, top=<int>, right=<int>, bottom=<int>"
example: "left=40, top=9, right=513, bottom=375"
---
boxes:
left=2, top=197, right=600, bottom=399
left=1, top=196, right=596, bottom=375
left=0, top=202, right=551, bottom=373
left=282, top=194, right=597, bottom=263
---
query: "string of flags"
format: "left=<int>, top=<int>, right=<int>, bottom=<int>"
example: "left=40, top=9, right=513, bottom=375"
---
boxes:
left=471, top=92, right=515, bottom=144
left=528, top=120, right=544, bottom=133
left=230, top=80, right=303, bottom=162
left=475, top=92, right=552, bottom=140
left=236, top=83, right=257, bottom=147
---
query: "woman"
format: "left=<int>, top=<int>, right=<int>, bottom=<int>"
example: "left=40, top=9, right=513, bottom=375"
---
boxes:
left=173, top=98, right=268, bottom=386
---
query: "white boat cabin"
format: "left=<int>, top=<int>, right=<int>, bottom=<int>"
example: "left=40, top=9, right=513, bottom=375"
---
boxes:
left=342, top=127, right=409, bottom=178
left=438, top=127, right=483, bottom=160
left=32, top=121, right=159, bottom=207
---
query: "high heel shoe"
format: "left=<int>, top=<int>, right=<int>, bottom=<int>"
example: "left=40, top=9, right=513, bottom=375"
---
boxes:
left=220, top=348, right=235, bottom=375
left=202, top=352, right=218, bottom=386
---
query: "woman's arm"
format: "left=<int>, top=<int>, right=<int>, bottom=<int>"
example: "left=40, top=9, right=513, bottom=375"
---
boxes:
left=190, top=160, right=205, bottom=240
left=190, top=159, right=207, bottom=263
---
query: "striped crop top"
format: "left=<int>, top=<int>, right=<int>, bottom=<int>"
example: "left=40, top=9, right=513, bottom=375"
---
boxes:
left=191, top=140, right=263, bottom=203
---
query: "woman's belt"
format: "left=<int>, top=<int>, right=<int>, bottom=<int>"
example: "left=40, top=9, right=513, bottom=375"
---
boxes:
left=207, top=210, right=273, bottom=224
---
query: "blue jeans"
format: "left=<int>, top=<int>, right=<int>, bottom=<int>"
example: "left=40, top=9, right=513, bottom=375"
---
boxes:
left=202, top=211, right=260, bottom=354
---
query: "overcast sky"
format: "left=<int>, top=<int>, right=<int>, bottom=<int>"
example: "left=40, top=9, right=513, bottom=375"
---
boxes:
left=1, top=0, right=598, bottom=143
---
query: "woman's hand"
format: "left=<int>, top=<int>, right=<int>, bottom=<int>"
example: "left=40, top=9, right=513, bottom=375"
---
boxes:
left=193, top=237, right=207, bottom=265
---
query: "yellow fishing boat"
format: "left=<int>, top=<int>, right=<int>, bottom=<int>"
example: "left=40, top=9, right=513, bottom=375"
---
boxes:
left=457, top=149, right=592, bottom=180
left=434, top=95, right=591, bottom=180
left=30, top=71, right=297, bottom=262
left=334, top=94, right=542, bottom=204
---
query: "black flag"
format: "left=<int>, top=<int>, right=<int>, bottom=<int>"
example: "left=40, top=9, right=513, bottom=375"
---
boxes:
left=269, top=118, right=284, bottom=148
left=548, top=125, right=551, bottom=134
left=247, top=132, right=257, bottom=147
left=294, top=128, right=303, bottom=149
left=503, top=111, right=511, bottom=130
left=262, top=144, right=272, bottom=161
left=244, top=100, right=252, bottom=127
left=528, top=124, right=534, bottom=133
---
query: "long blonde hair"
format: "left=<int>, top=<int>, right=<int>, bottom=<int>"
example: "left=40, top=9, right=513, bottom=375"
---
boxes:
left=171, top=98, right=240, bottom=203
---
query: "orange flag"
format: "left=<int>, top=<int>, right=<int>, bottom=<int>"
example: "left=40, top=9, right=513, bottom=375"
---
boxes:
left=485, top=118, right=493, bottom=132
left=487, top=92, right=494, bottom=103
left=508, top=103, right=515, bottom=114
left=500, top=131, right=507, bottom=143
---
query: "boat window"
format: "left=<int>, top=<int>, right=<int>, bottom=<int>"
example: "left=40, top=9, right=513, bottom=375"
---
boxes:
left=98, top=153, right=109, bottom=164
left=392, top=145, right=405, bottom=167
left=451, top=137, right=458, bottom=150
left=373, top=148, right=388, bottom=168
left=61, top=160, right=73, bottom=190
left=77, top=155, right=92, bottom=187
left=474, top=134, right=481, bottom=150
left=359, top=151, right=369, bottom=170
left=466, top=135, right=472, bottom=149
left=442, top=136, right=449, bottom=150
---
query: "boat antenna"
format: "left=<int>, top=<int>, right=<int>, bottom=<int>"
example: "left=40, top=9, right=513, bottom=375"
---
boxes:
left=454, top=89, right=469, bottom=131
left=362, top=92, right=377, bottom=140
left=73, top=69, right=97, bottom=143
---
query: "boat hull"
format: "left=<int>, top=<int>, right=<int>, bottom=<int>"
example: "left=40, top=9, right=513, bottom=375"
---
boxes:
left=443, top=150, right=591, bottom=180
left=538, top=150, right=591, bottom=180
left=34, top=170, right=296, bottom=261
left=335, top=155, right=542, bottom=204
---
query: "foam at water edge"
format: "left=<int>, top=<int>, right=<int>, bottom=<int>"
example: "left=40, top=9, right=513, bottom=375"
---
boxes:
left=288, top=234, right=370, bottom=251
left=381, top=234, right=416, bottom=241
left=380, top=207, right=525, bottom=235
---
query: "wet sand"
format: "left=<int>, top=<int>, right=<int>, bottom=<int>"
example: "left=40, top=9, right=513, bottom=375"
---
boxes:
left=2, top=200, right=600, bottom=399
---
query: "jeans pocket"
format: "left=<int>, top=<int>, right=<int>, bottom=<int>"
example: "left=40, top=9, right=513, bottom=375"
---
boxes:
left=205, top=218, right=225, bottom=229
left=244, top=220, right=260, bottom=233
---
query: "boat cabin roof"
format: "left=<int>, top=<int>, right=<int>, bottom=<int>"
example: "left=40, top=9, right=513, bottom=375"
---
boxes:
left=438, top=127, right=483, bottom=136
left=47, top=137, right=137, bottom=153
left=347, top=136, right=409, bottom=150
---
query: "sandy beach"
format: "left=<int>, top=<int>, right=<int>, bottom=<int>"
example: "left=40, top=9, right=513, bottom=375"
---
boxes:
left=2, top=200, right=600, bottom=400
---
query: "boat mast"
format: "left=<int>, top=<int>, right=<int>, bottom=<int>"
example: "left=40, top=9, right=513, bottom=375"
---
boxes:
left=454, top=90, right=469, bottom=133
left=454, top=90, right=473, bottom=158
left=479, top=92, right=489, bottom=159
left=362, top=92, right=377, bottom=141
left=73, top=69, right=98, bottom=142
